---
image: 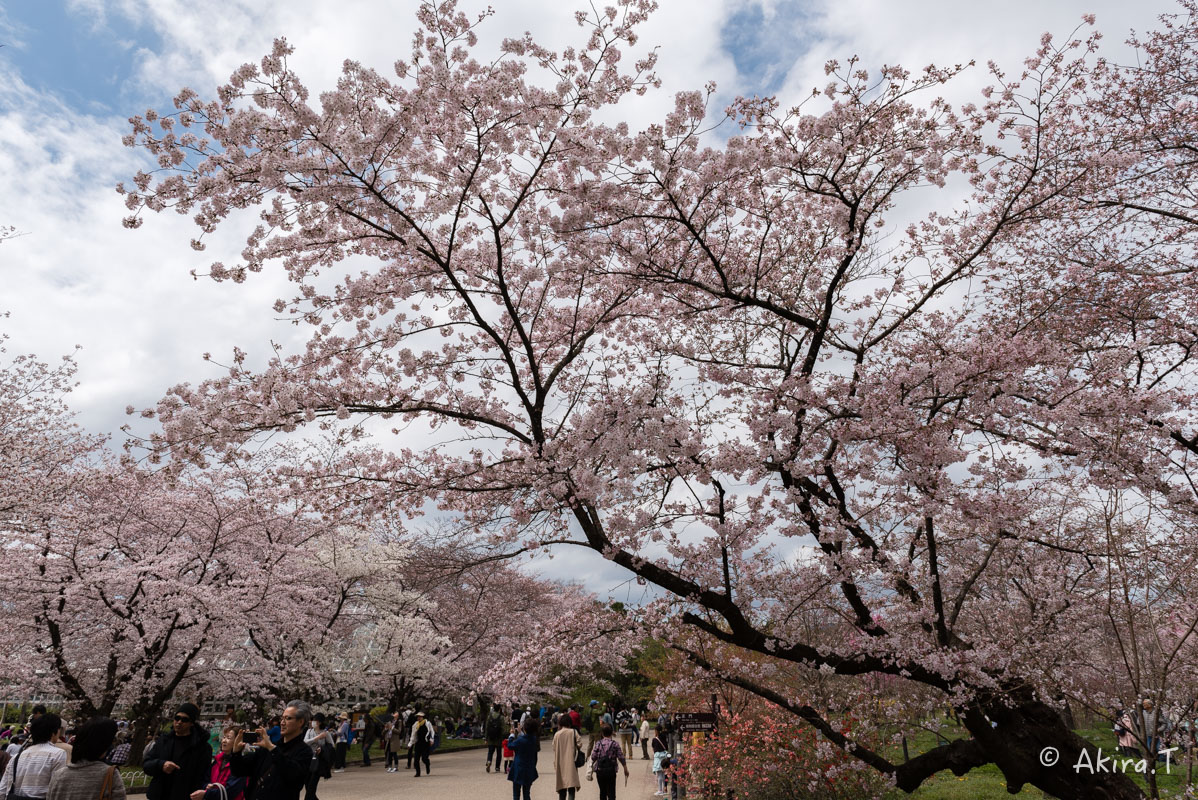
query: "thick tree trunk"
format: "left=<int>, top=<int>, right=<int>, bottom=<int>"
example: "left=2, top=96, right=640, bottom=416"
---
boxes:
left=958, top=693, right=1144, bottom=800
left=125, top=701, right=167, bottom=768
left=127, top=719, right=154, bottom=768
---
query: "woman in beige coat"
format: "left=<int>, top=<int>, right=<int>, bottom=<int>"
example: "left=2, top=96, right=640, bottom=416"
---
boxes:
left=552, top=715, right=582, bottom=800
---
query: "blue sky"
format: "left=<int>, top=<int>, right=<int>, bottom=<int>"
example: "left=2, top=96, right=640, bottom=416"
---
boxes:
left=721, top=0, right=811, bottom=95
left=3, top=2, right=162, bottom=113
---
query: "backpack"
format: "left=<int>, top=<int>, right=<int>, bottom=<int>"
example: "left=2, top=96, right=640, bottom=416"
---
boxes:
left=594, top=740, right=618, bottom=775
left=486, top=715, right=504, bottom=740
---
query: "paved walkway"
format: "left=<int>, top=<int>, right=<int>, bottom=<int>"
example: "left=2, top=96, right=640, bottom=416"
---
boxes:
left=317, top=745, right=660, bottom=800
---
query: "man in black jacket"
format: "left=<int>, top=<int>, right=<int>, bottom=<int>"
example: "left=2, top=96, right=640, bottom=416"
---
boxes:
left=144, top=702, right=213, bottom=800
left=229, top=701, right=313, bottom=800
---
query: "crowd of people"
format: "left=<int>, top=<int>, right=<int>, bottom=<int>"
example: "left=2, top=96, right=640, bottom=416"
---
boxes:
left=1113, top=698, right=1198, bottom=762
left=1, top=702, right=320, bottom=800
left=0, top=700, right=685, bottom=800
left=482, top=702, right=681, bottom=800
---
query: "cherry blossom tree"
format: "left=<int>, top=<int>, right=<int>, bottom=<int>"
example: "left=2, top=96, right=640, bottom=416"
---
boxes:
left=0, top=324, right=98, bottom=525
left=120, top=1, right=1198, bottom=796
left=0, top=460, right=333, bottom=762
left=406, top=534, right=598, bottom=702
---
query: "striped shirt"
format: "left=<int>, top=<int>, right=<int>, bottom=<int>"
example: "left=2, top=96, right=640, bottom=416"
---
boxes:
left=0, top=743, right=69, bottom=799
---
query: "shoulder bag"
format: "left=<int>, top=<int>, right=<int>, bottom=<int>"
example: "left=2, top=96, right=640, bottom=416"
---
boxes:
left=98, top=766, right=117, bottom=800
left=6, top=751, right=39, bottom=800
left=573, top=732, right=585, bottom=769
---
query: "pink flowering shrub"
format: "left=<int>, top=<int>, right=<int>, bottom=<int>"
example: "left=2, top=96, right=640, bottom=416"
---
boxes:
left=677, top=703, right=892, bottom=800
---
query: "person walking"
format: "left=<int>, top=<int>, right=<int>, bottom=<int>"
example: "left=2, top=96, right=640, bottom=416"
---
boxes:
left=484, top=706, right=506, bottom=773
left=192, top=726, right=246, bottom=800
left=46, top=718, right=123, bottom=800
left=506, top=718, right=540, bottom=800
left=584, top=702, right=601, bottom=754
left=639, top=716, right=651, bottom=760
left=0, top=714, right=67, bottom=800
left=144, top=703, right=213, bottom=800
left=552, top=715, right=581, bottom=800
left=331, top=715, right=349, bottom=774
left=407, top=712, right=433, bottom=777
left=589, top=723, right=629, bottom=800
left=302, top=715, right=334, bottom=800
left=650, top=727, right=669, bottom=796
left=228, top=701, right=313, bottom=800
left=380, top=719, right=397, bottom=773
left=614, top=707, right=634, bottom=759
left=355, top=715, right=374, bottom=767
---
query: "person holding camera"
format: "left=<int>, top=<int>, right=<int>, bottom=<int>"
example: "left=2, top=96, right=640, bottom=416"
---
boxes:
left=145, top=704, right=212, bottom=800
left=229, top=702, right=313, bottom=800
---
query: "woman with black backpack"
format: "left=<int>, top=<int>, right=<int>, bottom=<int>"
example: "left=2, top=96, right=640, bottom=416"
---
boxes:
left=589, top=723, right=629, bottom=800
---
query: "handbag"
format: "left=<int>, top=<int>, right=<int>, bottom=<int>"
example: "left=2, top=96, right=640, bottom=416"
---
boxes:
left=202, top=784, right=227, bottom=800
left=573, top=731, right=585, bottom=769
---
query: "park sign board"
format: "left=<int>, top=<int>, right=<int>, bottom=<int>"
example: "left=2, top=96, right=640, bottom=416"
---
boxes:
left=674, top=712, right=716, bottom=733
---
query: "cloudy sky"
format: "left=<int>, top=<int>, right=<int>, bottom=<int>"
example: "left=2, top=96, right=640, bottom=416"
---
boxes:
left=0, top=0, right=1181, bottom=597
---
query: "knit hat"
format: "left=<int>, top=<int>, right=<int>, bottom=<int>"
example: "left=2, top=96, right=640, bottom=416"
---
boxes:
left=176, top=702, right=201, bottom=722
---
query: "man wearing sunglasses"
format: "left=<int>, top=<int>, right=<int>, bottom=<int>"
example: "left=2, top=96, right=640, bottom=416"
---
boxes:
left=145, top=703, right=213, bottom=800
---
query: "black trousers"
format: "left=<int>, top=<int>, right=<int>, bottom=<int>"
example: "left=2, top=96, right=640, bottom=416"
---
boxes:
left=597, top=771, right=617, bottom=800
left=485, top=743, right=502, bottom=768
left=413, top=743, right=431, bottom=776
left=303, top=772, right=321, bottom=800
left=334, top=742, right=348, bottom=769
